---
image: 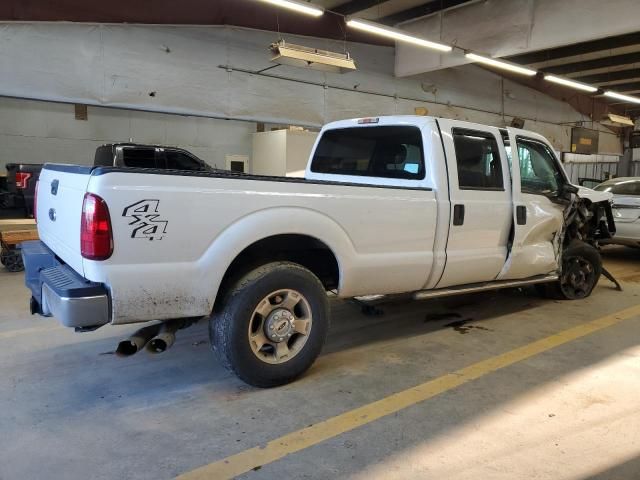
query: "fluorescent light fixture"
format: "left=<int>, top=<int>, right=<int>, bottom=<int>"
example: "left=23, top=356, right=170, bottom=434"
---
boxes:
left=270, top=40, right=356, bottom=73
left=346, top=18, right=452, bottom=52
left=256, top=0, right=324, bottom=17
left=602, top=113, right=634, bottom=127
left=544, top=75, right=598, bottom=93
left=604, top=90, right=640, bottom=104
left=465, top=53, right=537, bottom=76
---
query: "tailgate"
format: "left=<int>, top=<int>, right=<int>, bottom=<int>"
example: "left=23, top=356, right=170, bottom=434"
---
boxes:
left=36, top=165, right=92, bottom=275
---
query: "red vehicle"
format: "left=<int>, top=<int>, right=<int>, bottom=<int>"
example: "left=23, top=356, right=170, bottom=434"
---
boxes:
left=4, top=163, right=42, bottom=217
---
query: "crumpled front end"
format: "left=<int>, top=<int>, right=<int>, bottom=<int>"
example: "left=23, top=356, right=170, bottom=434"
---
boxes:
left=564, top=190, right=616, bottom=246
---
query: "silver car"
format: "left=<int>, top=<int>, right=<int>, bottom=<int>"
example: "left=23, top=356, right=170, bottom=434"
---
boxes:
left=595, top=177, right=640, bottom=247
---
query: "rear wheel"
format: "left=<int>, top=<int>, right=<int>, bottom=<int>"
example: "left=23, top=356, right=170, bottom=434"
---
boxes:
left=538, top=241, right=601, bottom=300
left=210, top=262, right=329, bottom=387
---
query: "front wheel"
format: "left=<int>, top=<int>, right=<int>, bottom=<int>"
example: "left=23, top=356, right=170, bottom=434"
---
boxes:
left=538, top=241, right=602, bottom=300
left=210, top=262, right=329, bottom=387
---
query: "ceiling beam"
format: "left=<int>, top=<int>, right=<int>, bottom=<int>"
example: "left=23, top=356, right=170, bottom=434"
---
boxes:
left=602, top=81, right=640, bottom=92
left=0, top=0, right=392, bottom=45
left=575, top=69, right=640, bottom=85
left=507, top=32, right=640, bottom=65
left=377, top=0, right=472, bottom=25
left=396, top=0, right=640, bottom=77
left=486, top=68, right=626, bottom=130
left=542, top=52, right=640, bottom=76
left=332, top=0, right=387, bottom=15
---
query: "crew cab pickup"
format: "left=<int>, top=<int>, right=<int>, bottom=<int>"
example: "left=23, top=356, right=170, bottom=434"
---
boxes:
left=22, top=116, right=615, bottom=387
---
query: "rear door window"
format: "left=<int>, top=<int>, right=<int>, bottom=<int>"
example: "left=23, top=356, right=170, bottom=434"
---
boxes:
left=165, top=150, right=205, bottom=171
left=310, top=126, right=425, bottom=180
left=452, top=129, right=504, bottom=190
left=121, top=148, right=157, bottom=168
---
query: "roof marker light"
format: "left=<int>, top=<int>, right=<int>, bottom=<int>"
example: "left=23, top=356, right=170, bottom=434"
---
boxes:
left=358, top=117, right=380, bottom=124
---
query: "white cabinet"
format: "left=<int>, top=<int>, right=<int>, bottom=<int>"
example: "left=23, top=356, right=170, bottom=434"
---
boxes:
left=252, top=129, right=318, bottom=177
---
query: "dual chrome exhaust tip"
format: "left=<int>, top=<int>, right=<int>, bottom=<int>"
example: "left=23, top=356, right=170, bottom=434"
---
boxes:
left=115, top=321, right=180, bottom=357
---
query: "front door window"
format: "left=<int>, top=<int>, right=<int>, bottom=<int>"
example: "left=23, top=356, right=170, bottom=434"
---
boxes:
left=516, top=138, right=564, bottom=196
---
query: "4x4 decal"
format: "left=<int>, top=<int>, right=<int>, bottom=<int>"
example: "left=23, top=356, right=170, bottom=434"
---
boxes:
left=122, top=200, right=168, bottom=241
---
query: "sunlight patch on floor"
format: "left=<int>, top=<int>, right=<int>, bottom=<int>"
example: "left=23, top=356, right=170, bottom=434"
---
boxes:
left=350, top=345, right=640, bottom=480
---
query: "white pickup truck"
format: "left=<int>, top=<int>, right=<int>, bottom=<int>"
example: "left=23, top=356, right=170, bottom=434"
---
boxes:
left=22, top=116, right=615, bottom=387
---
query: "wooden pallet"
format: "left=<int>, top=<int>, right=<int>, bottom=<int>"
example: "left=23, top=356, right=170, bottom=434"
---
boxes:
left=0, top=229, right=39, bottom=246
left=0, top=229, right=39, bottom=272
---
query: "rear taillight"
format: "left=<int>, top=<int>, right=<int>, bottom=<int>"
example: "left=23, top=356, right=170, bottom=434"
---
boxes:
left=33, top=181, right=39, bottom=222
left=16, top=172, right=32, bottom=189
left=81, top=193, right=113, bottom=260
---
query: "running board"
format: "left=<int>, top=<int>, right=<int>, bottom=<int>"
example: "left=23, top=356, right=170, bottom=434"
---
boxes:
left=412, top=274, right=559, bottom=300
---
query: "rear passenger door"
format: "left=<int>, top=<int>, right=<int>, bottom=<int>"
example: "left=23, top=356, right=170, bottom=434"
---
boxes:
left=436, top=120, right=512, bottom=287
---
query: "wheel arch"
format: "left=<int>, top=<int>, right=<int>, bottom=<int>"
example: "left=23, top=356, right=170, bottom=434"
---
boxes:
left=200, top=207, right=354, bottom=311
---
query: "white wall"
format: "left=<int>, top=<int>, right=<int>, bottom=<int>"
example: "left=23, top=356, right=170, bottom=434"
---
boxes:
left=0, top=22, right=622, bottom=166
left=0, top=97, right=254, bottom=171
left=286, top=131, right=318, bottom=176
left=251, top=130, right=318, bottom=176
left=252, top=130, right=287, bottom=176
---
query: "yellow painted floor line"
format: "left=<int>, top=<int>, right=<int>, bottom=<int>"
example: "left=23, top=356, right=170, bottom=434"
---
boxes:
left=177, top=304, right=640, bottom=480
left=0, top=325, right=59, bottom=340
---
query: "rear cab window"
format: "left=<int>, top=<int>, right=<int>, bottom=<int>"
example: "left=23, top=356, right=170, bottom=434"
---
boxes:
left=310, top=126, right=425, bottom=182
left=121, top=148, right=158, bottom=168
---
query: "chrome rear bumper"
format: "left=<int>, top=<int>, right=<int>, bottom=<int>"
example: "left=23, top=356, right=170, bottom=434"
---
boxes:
left=41, top=283, right=110, bottom=328
left=22, top=240, right=111, bottom=329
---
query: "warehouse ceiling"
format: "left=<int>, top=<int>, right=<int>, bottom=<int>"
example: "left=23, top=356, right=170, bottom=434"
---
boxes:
left=0, top=0, right=473, bottom=44
left=2, top=0, right=639, bottom=118
left=506, top=33, right=640, bottom=118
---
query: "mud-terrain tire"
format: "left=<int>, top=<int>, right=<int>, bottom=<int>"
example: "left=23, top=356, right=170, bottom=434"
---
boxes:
left=210, top=262, right=329, bottom=387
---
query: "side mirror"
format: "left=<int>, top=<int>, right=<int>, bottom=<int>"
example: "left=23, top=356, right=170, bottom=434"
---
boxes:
left=559, top=183, right=579, bottom=201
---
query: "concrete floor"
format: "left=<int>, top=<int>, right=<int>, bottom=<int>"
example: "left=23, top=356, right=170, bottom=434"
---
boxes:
left=1, top=246, right=639, bottom=480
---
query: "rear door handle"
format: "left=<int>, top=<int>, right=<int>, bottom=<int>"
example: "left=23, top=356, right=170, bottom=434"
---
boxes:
left=516, top=205, right=527, bottom=225
left=453, top=204, right=465, bottom=226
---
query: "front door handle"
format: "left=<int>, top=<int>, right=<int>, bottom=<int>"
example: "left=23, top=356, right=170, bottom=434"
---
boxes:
left=453, top=204, right=465, bottom=226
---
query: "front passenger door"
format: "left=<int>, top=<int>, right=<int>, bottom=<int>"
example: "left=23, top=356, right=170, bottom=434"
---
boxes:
left=497, top=131, right=566, bottom=280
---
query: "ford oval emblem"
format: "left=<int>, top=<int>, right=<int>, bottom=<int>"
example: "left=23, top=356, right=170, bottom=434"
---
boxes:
left=48, top=208, right=56, bottom=222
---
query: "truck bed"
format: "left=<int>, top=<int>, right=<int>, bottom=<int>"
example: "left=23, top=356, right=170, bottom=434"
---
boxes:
left=36, top=163, right=440, bottom=324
